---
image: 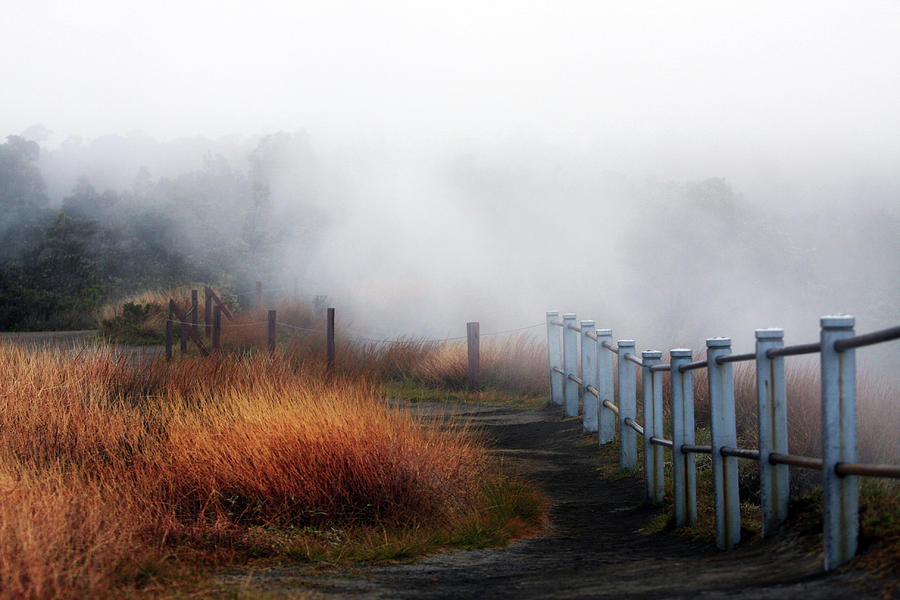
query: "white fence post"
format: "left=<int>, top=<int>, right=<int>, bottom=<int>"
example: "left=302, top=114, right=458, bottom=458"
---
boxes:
left=707, top=337, right=741, bottom=550
left=617, top=340, right=637, bottom=470
left=670, top=349, right=696, bottom=526
left=563, top=313, right=579, bottom=417
left=597, top=329, right=616, bottom=445
left=755, top=328, right=789, bottom=538
left=821, top=315, right=858, bottom=571
left=642, top=350, right=663, bottom=504
left=546, top=312, right=563, bottom=406
left=581, top=320, right=598, bottom=433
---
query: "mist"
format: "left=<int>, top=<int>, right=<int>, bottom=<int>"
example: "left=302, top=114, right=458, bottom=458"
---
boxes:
left=2, top=1, right=898, bottom=363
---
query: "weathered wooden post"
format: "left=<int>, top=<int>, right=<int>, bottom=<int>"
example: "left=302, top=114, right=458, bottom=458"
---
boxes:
left=191, top=289, right=199, bottom=337
left=467, top=321, right=480, bottom=392
left=755, top=328, right=789, bottom=538
left=821, top=315, right=857, bottom=571
left=546, top=312, right=564, bottom=405
left=179, top=301, right=188, bottom=354
left=707, top=337, right=740, bottom=550
left=597, top=329, right=616, bottom=445
left=642, top=350, right=663, bottom=504
left=212, top=305, right=221, bottom=350
left=562, top=313, right=579, bottom=417
left=268, top=310, right=276, bottom=354
left=326, top=307, right=335, bottom=372
left=581, top=320, right=598, bottom=433
left=166, top=299, right=174, bottom=361
left=204, top=286, right=212, bottom=338
left=256, top=281, right=263, bottom=308
left=670, top=349, right=697, bottom=526
left=617, top=340, right=637, bottom=470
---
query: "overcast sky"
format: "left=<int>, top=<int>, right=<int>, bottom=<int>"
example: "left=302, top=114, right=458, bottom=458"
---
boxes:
left=3, top=1, right=899, bottom=160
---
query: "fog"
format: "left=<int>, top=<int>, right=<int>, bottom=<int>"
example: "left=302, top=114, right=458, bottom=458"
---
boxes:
left=2, top=1, right=898, bottom=358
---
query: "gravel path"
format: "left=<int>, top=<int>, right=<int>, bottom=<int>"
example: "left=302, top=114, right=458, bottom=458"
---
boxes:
left=218, top=402, right=889, bottom=599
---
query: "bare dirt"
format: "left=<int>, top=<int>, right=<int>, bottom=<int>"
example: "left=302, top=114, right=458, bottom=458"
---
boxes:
left=217, top=402, right=893, bottom=599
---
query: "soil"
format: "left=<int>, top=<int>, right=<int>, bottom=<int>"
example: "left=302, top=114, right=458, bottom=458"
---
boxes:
left=217, top=402, right=893, bottom=599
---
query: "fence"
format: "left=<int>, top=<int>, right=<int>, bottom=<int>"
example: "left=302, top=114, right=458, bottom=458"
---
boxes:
left=546, top=311, right=900, bottom=571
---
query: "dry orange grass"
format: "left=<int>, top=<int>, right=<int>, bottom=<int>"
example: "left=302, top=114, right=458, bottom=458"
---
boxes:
left=0, top=343, right=484, bottom=599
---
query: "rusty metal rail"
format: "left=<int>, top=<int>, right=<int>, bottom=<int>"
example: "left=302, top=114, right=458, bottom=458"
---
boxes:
left=624, top=353, right=643, bottom=366
left=567, top=373, right=583, bottom=386
left=678, top=359, right=708, bottom=372
left=715, top=352, right=756, bottom=364
left=649, top=363, right=671, bottom=372
left=681, top=444, right=713, bottom=454
left=650, top=436, right=674, bottom=448
left=585, top=384, right=600, bottom=398
left=769, top=452, right=823, bottom=470
left=585, top=330, right=599, bottom=341
left=624, top=417, right=644, bottom=436
left=835, top=462, right=900, bottom=478
left=833, top=324, right=900, bottom=351
left=601, top=340, right=618, bottom=354
left=602, top=399, right=619, bottom=415
left=720, top=446, right=761, bottom=460
left=766, top=341, right=821, bottom=358
left=551, top=320, right=564, bottom=327
left=567, top=323, right=583, bottom=333
left=552, top=366, right=565, bottom=375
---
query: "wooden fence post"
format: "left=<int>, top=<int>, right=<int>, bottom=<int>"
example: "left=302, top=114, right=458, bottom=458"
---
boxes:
left=562, top=313, right=579, bottom=418
left=256, top=281, right=263, bottom=308
left=268, top=310, right=276, bottom=354
left=166, top=299, right=174, bottom=362
left=191, top=289, right=199, bottom=337
left=597, top=329, right=615, bottom=445
left=467, top=321, right=480, bottom=392
left=204, top=286, right=212, bottom=338
left=821, top=315, right=857, bottom=571
left=755, top=328, right=789, bottom=538
left=546, top=312, right=564, bottom=406
left=326, top=307, right=335, bottom=372
left=179, top=306, right=188, bottom=354
left=212, top=305, right=221, bottom=350
left=670, top=348, right=696, bottom=526
left=617, top=340, right=637, bottom=470
left=581, top=320, right=598, bottom=433
left=707, top=337, right=740, bottom=550
left=642, top=350, right=663, bottom=504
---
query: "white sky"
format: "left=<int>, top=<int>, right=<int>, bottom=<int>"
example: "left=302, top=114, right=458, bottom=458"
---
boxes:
left=2, top=0, right=899, bottom=157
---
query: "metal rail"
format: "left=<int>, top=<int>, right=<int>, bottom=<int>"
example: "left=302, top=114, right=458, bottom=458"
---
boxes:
left=624, top=353, right=643, bottom=366
left=567, top=323, right=583, bottom=333
left=650, top=436, right=674, bottom=448
left=551, top=320, right=564, bottom=327
left=552, top=366, right=565, bottom=375
left=585, top=384, right=600, bottom=398
left=624, top=417, right=644, bottom=436
left=567, top=373, right=583, bottom=386
left=681, top=444, right=713, bottom=455
left=835, top=462, right=900, bottom=478
left=601, top=341, right=619, bottom=354
left=769, top=452, right=824, bottom=470
left=715, top=352, right=756, bottom=364
left=833, top=324, right=900, bottom=352
left=720, top=446, right=761, bottom=460
left=766, top=342, right=821, bottom=358
left=678, top=359, right=708, bottom=372
left=584, top=330, right=599, bottom=341
left=602, top=399, right=619, bottom=415
left=649, top=363, right=671, bottom=372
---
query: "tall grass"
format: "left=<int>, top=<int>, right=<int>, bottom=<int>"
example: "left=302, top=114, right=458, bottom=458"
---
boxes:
left=0, top=343, right=489, bottom=599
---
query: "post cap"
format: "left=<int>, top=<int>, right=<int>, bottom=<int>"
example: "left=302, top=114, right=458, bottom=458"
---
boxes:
left=563, top=313, right=577, bottom=320
left=596, top=328, right=612, bottom=336
left=706, top=337, right=732, bottom=348
left=546, top=311, right=559, bottom=317
left=755, top=328, right=784, bottom=339
left=670, top=348, right=692, bottom=358
left=617, top=339, right=635, bottom=348
left=821, top=315, right=855, bottom=329
left=581, top=320, right=595, bottom=328
left=641, top=350, right=662, bottom=360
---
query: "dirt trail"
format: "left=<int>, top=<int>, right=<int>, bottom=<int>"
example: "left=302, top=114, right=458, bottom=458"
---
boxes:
left=219, top=402, right=888, bottom=599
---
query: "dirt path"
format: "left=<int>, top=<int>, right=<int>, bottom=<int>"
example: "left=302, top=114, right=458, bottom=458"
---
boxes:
left=218, top=402, right=888, bottom=599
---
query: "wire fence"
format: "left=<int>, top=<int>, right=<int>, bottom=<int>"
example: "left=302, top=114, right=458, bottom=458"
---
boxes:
left=546, top=310, right=900, bottom=572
